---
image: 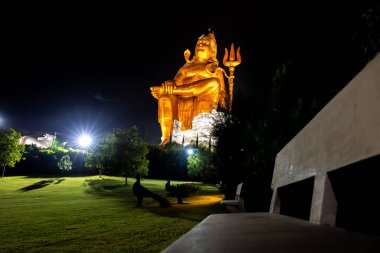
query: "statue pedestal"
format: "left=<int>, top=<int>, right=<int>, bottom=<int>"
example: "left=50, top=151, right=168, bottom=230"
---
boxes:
left=172, top=109, right=225, bottom=147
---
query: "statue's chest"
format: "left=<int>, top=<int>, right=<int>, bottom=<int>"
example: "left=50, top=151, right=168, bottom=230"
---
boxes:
left=182, top=63, right=213, bottom=79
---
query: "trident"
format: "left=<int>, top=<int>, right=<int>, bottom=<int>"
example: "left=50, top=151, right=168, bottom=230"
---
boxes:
left=223, top=43, right=241, bottom=112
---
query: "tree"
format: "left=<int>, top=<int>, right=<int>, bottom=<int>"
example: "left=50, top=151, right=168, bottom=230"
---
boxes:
left=113, top=126, right=149, bottom=185
left=187, top=145, right=216, bottom=182
left=211, top=113, right=254, bottom=198
left=353, top=2, right=380, bottom=63
left=85, top=126, right=149, bottom=185
left=85, top=133, right=116, bottom=178
left=147, top=143, right=189, bottom=180
left=57, top=155, right=72, bottom=172
left=0, top=129, right=25, bottom=178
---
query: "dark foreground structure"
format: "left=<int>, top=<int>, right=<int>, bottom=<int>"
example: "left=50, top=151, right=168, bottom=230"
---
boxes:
left=161, top=54, right=380, bottom=252
left=162, top=213, right=380, bottom=253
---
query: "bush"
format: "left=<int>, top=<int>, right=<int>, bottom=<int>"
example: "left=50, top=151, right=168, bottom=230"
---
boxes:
left=166, top=183, right=200, bottom=198
left=57, top=155, right=72, bottom=171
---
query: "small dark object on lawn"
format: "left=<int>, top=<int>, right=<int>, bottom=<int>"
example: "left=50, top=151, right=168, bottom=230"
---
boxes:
left=132, top=175, right=171, bottom=207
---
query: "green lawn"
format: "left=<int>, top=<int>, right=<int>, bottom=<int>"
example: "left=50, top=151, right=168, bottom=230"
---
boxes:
left=0, top=176, right=227, bottom=253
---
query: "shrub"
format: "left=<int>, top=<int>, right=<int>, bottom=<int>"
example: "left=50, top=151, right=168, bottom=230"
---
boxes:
left=58, top=155, right=72, bottom=171
left=166, top=183, right=200, bottom=198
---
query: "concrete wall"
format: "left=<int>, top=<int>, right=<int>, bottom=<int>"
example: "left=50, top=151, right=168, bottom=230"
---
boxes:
left=270, top=53, right=380, bottom=225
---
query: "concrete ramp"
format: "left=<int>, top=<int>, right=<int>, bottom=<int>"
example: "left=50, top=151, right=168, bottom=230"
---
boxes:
left=161, top=213, right=380, bottom=253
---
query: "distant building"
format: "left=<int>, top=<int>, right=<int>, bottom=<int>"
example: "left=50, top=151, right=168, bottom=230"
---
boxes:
left=18, top=133, right=56, bottom=149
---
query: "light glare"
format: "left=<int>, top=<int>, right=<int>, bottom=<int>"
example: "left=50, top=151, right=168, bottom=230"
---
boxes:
left=78, top=134, right=92, bottom=147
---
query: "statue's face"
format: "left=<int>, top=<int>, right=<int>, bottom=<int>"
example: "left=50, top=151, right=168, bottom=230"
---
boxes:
left=195, top=38, right=212, bottom=61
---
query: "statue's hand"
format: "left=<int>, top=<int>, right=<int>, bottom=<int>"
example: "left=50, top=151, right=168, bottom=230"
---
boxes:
left=150, top=86, right=163, bottom=99
left=163, top=80, right=174, bottom=87
left=150, top=81, right=175, bottom=99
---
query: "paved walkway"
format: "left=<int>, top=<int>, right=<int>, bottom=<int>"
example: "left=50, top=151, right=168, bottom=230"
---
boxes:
left=161, top=213, right=380, bottom=253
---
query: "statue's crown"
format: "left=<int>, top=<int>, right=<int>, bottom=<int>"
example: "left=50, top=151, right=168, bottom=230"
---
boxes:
left=198, top=31, right=216, bottom=43
left=197, top=31, right=217, bottom=59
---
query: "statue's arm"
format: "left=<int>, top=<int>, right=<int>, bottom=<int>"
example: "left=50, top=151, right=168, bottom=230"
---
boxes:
left=150, top=66, right=185, bottom=99
left=173, top=68, right=185, bottom=86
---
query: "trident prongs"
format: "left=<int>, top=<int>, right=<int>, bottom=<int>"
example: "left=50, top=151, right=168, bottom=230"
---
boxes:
left=223, top=43, right=242, bottom=111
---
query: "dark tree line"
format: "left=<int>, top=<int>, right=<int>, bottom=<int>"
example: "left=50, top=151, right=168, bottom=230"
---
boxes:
left=147, top=143, right=189, bottom=181
left=212, top=2, right=380, bottom=212
left=10, top=126, right=150, bottom=182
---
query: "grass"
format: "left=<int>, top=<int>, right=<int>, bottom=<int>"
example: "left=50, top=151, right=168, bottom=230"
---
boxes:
left=0, top=176, right=227, bottom=253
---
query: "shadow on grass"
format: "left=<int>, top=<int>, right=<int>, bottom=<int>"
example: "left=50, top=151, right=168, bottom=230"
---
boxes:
left=83, top=179, right=225, bottom=221
left=83, top=179, right=133, bottom=199
left=146, top=196, right=227, bottom=222
left=84, top=179, right=172, bottom=207
left=18, top=178, right=66, bottom=191
left=19, top=179, right=55, bottom=192
left=140, top=190, right=226, bottom=221
left=55, top=178, right=66, bottom=184
left=84, top=179, right=126, bottom=189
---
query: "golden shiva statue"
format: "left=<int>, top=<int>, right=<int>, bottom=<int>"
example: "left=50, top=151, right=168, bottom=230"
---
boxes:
left=150, top=31, right=241, bottom=145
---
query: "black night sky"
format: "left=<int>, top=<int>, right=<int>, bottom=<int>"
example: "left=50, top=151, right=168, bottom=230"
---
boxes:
left=0, top=1, right=376, bottom=144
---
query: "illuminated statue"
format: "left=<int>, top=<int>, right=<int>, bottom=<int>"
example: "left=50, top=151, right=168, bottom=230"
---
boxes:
left=150, top=31, right=241, bottom=145
left=18, top=133, right=56, bottom=149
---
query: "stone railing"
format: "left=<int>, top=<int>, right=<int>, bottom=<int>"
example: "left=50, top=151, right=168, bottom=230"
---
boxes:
left=270, top=53, right=380, bottom=226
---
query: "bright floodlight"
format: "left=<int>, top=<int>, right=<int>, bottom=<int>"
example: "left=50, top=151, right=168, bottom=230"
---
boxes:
left=187, top=148, right=194, bottom=155
left=78, top=134, right=92, bottom=147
